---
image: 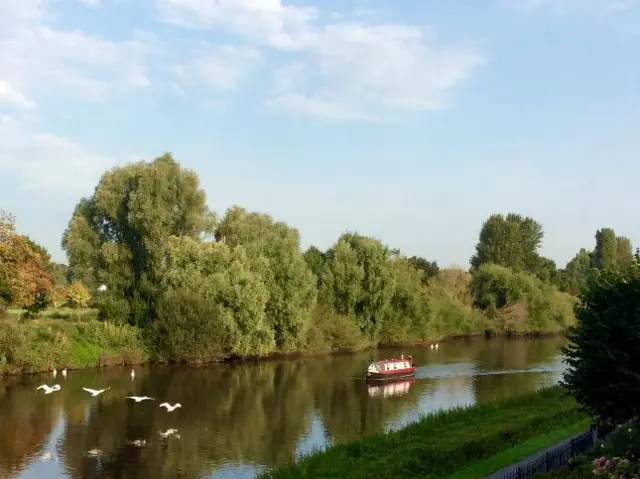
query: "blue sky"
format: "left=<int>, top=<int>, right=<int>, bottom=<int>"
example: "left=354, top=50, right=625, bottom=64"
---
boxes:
left=1, top=0, right=639, bottom=268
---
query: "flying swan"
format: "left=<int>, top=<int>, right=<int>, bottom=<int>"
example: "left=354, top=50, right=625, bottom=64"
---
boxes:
left=36, top=384, right=61, bottom=394
left=82, top=387, right=110, bottom=397
left=126, top=396, right=154, bottom=403
left=159, top=402, right=182, bottom=412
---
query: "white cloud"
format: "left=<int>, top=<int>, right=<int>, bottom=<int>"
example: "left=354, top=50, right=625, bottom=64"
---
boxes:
left=0, top=0, right=153, bottom=106
left=157, top=0, right=484, bottom=119
left=0, top=80, right=37, bottom=110
left=172, top=44, right=263, bottom=91
left=503, top=0, right=637, bottom=16
left=0, top=116, right=117, bottom=192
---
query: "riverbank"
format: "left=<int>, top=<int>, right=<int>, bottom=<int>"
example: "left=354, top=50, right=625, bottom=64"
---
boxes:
left=0, top=309, right=570, bottom=376
left=0, top=316, right=148, bottom=375
left=257, top=386, right=588, bottom=479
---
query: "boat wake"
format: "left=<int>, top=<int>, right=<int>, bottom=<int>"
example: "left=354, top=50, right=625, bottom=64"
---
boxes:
left=415, top=363, right=566, bottom=381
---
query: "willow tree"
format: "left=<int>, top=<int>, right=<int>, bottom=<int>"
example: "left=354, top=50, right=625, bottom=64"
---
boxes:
left=319, top=233, right=395, bottom=341
left=62, top=154, right=215, bottom=326
left=154, top=236, right=275, bottom=360
left=215, top=206, right=317, bottom=351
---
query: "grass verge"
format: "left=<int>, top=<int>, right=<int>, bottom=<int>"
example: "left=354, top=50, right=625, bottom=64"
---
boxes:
left=445, top=417, right=592, bottom=479
left=258, top=386, right=589, bottom=479
left=0, top=317, right=149, bottom=375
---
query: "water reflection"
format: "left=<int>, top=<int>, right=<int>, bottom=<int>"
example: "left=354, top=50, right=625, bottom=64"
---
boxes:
left=367, top=379, right=414, bottom=398
left=0, top=335, right=568, bottom=479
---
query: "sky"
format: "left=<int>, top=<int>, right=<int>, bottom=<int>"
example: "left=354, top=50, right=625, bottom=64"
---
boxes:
left=1, top=0, right=639, bottom=268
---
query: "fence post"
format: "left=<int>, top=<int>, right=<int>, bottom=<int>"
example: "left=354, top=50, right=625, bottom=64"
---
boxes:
left=570, top=438, right=575, bottom=457
left=546, top=451, right=551, bottom=471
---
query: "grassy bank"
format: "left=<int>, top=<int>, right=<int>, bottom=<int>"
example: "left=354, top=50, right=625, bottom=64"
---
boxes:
left=0, top=316, right=148, bottom=375
left=446, top=417, right=592, bottom=478
left=258, top=386, right=588, bottom=479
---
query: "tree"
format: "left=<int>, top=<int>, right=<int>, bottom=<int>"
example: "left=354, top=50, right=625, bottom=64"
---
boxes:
left=0, top=209, right=15, bottom=244
left=591, top=228, right=618, bottom=271
left=66, top=280, right=91, bottom=308
left=215, top=206, right=317, bottom=351
left=157, top=236, right=275, bottom=358
left=561, top=249, right=593, bottom=296
left=303, top=246, right=326, bottom=282
left=615, top=235, right=634, bottom=271
left=62, top=154, right=215, bottom=326
left=319, top=233, right=395, bottom=340
left=407, top=256, right=439, bottom=284
left=470, top=213, right=544, bottom=273
left=0, top=234, right=53, bottom=309
left=562, top=260, right=640, bottom=424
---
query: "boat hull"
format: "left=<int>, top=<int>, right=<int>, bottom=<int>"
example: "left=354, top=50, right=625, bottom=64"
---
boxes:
left=366, top=368, right=415, bottom=382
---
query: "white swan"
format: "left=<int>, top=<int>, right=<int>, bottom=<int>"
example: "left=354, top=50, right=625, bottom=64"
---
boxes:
left=127, top=439, right=146, bottom=447
left=84, top=448, right=102, bottom=457
left=159, top=402, right=182, bottom=412
left=130, top=369, right=135, bottom=380
left=159, top=428, right=180, bottom=438
left=82, top=387, right=110, bottom=397
left=126, top=396, right=154, bottom=403
left=52, top=368, right=57, bottom=378
left=61, top=368, right=67, bottom=378
left=36, top=384, right=61, bottom=394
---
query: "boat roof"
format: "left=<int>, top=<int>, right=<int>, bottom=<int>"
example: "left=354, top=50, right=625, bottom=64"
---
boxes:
left=373, top=358, right=410, bottom=364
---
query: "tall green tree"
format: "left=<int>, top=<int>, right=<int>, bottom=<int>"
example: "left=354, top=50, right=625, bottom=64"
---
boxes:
left=591, top=228, right=618, bottom=270
left=156, top=236, right=275, bottom=358
left=302, top=246, right=326, bottom=282
left=561, top=249, right=593, bottom=296
left=615, top=235, right=634, bottom=271
left=562, top=257, right=640, bottom=424
left=215, top=206, right=317, bottom=351
left=62, top=154, right=215, bottom=325
left=319, top=233, right=395, bottom=340
left=470, top=213, right=544, bottom=273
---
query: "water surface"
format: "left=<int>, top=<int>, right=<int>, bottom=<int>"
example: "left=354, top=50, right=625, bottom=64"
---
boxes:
left=0, top=336, right=568, bottom=478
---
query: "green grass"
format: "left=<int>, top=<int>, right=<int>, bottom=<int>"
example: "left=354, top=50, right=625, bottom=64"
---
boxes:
left=259, top=386, right=589, bottom=479
left=6, top=307, right=99, bottom=321
left=445, top=417, right=592, bottom=479
left=0, top=317, right=149, bottom=375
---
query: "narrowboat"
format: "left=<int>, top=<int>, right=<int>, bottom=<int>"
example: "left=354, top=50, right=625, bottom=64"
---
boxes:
left=365, top=355, right=415, bottom=381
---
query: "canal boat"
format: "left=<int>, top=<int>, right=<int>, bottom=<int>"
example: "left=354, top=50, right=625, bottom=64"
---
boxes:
left=365, top=355, right=415, bottom=382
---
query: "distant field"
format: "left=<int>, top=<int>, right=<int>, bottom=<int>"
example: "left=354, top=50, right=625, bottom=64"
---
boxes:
left=6, top=307, right=99, bottom=320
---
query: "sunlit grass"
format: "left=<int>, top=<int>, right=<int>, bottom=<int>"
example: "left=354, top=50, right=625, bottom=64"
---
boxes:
left=259, top=386, right=589, bottom=479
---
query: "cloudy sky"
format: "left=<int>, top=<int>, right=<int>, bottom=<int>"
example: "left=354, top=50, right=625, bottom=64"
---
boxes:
left=1, top=0, right=639, bottom=267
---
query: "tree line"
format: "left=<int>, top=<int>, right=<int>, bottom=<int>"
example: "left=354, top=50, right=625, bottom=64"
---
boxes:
left=1, top=154, right=635, bottom=362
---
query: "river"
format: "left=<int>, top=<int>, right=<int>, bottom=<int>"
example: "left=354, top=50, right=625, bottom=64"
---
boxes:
left=0, top=335, right=569, bottom=479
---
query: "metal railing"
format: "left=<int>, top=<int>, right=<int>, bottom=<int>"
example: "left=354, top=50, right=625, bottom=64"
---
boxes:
left=492, top=423, right=620, bottom=479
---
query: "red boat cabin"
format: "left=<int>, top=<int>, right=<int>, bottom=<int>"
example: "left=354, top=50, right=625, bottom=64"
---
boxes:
left=366, top=355, right=415, bottom=381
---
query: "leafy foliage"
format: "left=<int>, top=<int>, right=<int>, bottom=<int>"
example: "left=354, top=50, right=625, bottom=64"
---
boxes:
left=62, top=154, right=215, bottom=325
left=562, top=259, right=640, bottom=424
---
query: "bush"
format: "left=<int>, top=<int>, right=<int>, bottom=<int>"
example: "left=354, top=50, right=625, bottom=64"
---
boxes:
left=562, top=261, right=640, bottom=424
left=96, top=295, right=131, bottom=325
left=471, top=264, right=576, bottom=335
left=305, top=306, right=370, bottom=353
left=150, top=288, right=228, bottom=363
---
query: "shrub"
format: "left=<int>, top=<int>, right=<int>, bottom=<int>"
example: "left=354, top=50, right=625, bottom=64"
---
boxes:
left=563, top=261, right=640, bottom=424
left=150, top=288, right=228, bottom=363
